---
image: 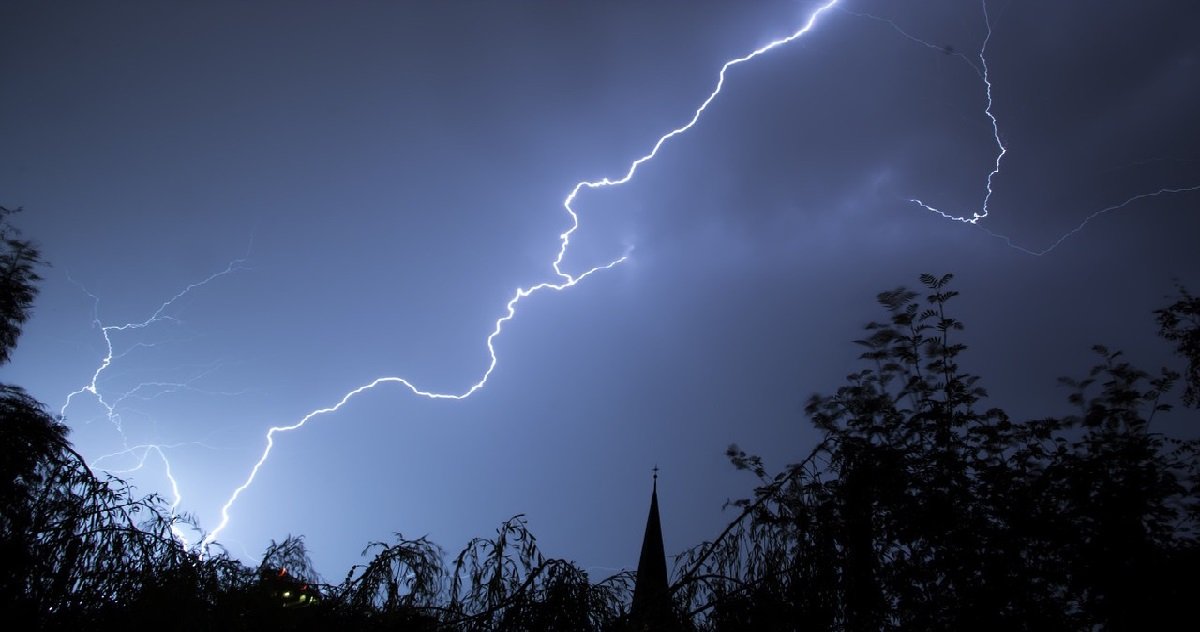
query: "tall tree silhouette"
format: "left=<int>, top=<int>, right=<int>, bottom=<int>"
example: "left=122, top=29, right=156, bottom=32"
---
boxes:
left=0, top=206, right=41, bottom=364
left=675, top=273, right=1200, bottom=630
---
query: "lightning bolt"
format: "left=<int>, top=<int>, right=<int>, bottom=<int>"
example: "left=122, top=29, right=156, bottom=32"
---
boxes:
left=61, top=259, right=248, bottom=429
left=978, top=185, right=1200, bottom=256
left=59, top=260, right=246, bottom=546
left=855, top=1, right=1199, bottom=254
left=201, top=0, right=846, bottom=547
left=902, top=0, right=1004, bottom=226
left=91, top=442, right=195, bottom=543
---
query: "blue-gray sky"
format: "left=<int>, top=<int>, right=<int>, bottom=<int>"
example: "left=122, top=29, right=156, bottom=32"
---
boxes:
left=2, top=0, right=1198, bottom=580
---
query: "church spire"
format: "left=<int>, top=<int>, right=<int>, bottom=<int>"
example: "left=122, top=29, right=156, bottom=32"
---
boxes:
left=631, top=466, right=671, bottom=627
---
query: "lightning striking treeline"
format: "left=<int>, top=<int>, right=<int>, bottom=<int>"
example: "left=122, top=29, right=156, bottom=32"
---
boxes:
left=58, top=0, right=1197, bottom=553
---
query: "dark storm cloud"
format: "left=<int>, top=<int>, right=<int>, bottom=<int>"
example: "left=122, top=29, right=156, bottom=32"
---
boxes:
left=626, top=0, right=1200, bottom=261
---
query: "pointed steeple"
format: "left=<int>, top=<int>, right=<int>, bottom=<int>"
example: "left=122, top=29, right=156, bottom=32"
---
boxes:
left=631, top=466, right=671, bottom=626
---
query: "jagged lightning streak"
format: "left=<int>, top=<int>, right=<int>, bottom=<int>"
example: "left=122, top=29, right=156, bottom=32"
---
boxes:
left=202, top=257, right=628, bottom=546
left=60, top=260, right=246, bottom=545
left=858, top=1, right=1199, bottom=254
left=61, top=259, right=248, bottom=429
left=897, top=0, right=1004, bottom=225
left=979, top=184, right=1200, bottom=256
left=92, top=439, right=230, bottom=547
left=203, top=0, right=845, bottom=548
left=92, top=442, right=193, bottom=542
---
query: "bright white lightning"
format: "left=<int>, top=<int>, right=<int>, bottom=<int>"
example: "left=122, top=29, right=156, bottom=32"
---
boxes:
left=60, top=260, right=246, bottom=546
left=897, top=0, right=1005, bottom=225
left=860, top=1, right=1199, bottom=254
left=202, top=256, right=628, bottom=546
left=202, top=0, right=845, bottom=548
left=61, top=259, right=247, bottom=427
left=92, top=443, right=193, bottom=544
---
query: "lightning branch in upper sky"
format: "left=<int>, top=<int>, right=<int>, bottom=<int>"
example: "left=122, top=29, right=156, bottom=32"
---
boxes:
left=849, top=2, right=1199, bottom=255
left=902, top=0, right=1005, bottom=226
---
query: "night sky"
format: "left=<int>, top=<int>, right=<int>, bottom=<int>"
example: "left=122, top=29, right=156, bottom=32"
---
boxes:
left=2, top=0, right=1198, bottom=581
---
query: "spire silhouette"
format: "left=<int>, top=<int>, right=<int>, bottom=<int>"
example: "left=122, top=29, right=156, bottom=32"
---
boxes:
left=631, top=467, right=672, bottom=628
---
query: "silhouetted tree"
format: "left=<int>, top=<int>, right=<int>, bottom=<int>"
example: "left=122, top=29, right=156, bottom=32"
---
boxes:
left=445, top=514, right=631, bottom=631
left=674, top=273, right=1200, bottom=631
left=0, top=206, right=41, bottom=365
left=332, top=533, right=445, bottom=629
left=1156, top=284, right=1200, bottom=407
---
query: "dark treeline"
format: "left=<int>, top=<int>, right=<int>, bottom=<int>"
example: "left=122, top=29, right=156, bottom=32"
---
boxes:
left=673, top=274, right=1200, bottom=631
left=3, top=208, right=1198, bottom=630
